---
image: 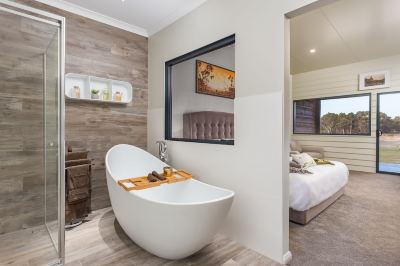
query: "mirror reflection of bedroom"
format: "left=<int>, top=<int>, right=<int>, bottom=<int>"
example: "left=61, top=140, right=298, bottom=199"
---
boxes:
left=288, top=0, right=400, bottom=264
left=166, top=37, right=235, bottom=145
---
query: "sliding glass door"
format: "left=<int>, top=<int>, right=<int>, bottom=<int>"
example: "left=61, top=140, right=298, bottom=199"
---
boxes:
left=377, top=92, right=400, bottom=174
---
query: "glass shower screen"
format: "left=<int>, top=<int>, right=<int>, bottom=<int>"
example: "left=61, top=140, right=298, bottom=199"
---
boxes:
left=0, top=1, right=65, bottom=265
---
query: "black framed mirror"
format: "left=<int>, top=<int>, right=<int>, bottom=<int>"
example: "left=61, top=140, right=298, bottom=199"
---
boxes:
left=165, top=34, right=235, bottom=145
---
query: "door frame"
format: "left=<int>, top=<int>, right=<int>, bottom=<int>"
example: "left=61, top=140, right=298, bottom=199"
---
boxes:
left=376, top=91, right=400, bottom=175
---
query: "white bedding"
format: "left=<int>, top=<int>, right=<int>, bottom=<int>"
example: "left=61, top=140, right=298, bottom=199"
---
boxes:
left=290, top=161, right=349, bottom=211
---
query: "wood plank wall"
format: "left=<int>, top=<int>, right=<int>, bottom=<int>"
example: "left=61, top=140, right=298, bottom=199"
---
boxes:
left=20, top=0, right=149, bottom=210
left=0, top=10, right=59, bottom=234
left=0, top=0, right=147, bottom=235
left=292, top=55, right=400, bottom=173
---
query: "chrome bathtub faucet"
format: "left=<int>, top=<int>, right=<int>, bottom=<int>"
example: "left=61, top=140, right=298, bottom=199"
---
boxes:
left=156, top=141, right=168, bottom=162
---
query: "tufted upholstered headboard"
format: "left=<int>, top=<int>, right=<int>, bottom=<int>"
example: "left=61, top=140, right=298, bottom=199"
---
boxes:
left=183, top=111, right=234, bottom=140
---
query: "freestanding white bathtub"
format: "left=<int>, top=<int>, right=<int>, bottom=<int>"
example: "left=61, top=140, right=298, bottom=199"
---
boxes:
left=105, top=144, right=234, bottom=260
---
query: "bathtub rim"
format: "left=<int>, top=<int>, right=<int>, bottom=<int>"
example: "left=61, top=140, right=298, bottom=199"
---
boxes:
left=108, top=175, right=235, bottom=206
left=106, top=144, right=235, bottom=206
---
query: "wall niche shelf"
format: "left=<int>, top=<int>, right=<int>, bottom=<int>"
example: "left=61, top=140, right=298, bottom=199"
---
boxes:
left=65, top=73, right=133, bottom=104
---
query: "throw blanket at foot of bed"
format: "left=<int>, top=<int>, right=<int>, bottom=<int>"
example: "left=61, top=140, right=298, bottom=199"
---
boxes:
left=289, top=161, right=349, bottom=224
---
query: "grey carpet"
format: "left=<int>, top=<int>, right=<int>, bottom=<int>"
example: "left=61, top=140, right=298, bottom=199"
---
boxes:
left=289, top=171, right=400, bottom=266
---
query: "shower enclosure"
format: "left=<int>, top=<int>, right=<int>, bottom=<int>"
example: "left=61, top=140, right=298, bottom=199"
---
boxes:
left=0, top=1, right=65, bottom=265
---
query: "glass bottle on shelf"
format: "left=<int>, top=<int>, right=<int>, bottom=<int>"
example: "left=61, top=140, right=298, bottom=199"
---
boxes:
left=115, top=91, right=123, bottom=102
left=102, top=87, right=111, bottom=101
left=73, top=85, right=80, bottom=98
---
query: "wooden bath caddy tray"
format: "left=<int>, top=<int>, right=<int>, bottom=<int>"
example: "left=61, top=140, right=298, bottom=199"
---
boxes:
left=118, top=170, right=192, bottom=191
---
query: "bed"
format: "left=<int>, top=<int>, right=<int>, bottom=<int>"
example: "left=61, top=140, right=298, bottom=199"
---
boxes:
left=289, top=161, right=349, bottom=224
left=183, top=111, right=234, bottom=140
left=182, top=111, right=347, bottom=225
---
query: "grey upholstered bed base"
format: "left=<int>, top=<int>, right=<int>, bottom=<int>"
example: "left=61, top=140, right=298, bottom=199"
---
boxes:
left=183, top=111, right=234, bottom=140
left=290, top=187, right=345, bottom=225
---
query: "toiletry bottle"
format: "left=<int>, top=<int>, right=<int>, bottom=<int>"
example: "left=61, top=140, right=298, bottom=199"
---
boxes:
left=103, top=88, right=110, bottom=101
left=74, top=86, right=80, bottom=98
left=115, top=91, right=122, bottom=102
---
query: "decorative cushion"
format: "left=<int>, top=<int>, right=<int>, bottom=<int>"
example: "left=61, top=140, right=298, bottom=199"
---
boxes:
left=290, top=160, right=302, bottom=168
left=292, top=153, right=316, bottom=168
left=314, top=158, right=335, bottom=165
left=306, top=151, right=323, bottom=159
left=290, top=140, right=302, bottom=152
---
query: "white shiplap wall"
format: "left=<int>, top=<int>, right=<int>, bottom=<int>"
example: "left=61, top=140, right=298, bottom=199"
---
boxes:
left=292, top=55, right=400, bottom=173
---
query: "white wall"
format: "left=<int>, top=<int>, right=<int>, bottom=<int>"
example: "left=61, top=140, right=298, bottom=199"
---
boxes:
left=171, top=45, right=234, bottom=138
left=292, top=54, right=400, bottom=173
left=148, top=0, right=321, bottom=263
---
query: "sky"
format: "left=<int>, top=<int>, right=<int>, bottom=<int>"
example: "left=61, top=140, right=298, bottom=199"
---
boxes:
left=320, top=96, right=370, bottom=116
left=379, top=93, right=400, bottom=118
left=320, top=94, right=400, bottom=118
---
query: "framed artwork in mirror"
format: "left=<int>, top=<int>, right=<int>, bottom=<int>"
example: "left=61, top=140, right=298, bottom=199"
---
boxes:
left=196, top=60, right=235, bottom=99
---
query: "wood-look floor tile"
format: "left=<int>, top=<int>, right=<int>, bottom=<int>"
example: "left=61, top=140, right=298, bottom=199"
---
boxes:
left=1, top=207, right=279, bottom=266
left=63, top=208, right=278, bottom=266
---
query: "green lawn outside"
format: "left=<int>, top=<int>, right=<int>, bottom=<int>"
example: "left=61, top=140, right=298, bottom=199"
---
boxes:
left=379, top=148, right=400, bottom=164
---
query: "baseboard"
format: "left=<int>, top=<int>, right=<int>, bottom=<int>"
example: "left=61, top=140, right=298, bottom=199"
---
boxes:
left=283, top=251, right=292, bottom=265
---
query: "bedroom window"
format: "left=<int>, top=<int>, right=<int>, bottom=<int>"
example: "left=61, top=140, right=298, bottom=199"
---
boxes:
left=165, top=34, right=235, bottom=145
left=293, top=94, right=371, bottom=135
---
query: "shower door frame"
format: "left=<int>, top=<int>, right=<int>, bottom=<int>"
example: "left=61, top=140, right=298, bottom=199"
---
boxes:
left=0, top=0, right=66, bottom=264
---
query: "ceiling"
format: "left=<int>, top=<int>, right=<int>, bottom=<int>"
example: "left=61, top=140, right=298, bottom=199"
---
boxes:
left=291, top=0, right=400, bottom=74
left=36, top=0, right=207, bottom=36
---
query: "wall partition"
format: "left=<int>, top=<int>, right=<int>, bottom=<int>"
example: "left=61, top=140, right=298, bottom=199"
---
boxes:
left=0, top=0, right=65, bottom=265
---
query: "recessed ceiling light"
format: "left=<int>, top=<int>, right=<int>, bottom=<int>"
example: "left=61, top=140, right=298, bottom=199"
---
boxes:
left=309, top=48, right=316, bottom=54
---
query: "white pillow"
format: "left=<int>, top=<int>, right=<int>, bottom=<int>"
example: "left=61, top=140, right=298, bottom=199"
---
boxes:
left=292, top=153, right=316, bottom=168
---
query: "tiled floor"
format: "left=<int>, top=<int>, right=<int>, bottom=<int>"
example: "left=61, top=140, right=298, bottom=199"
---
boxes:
left=63, top=208, right=279, bottom=266
left=0, top=208, right=279, bottom=266
left=0, top=225, right=59, bottom=266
